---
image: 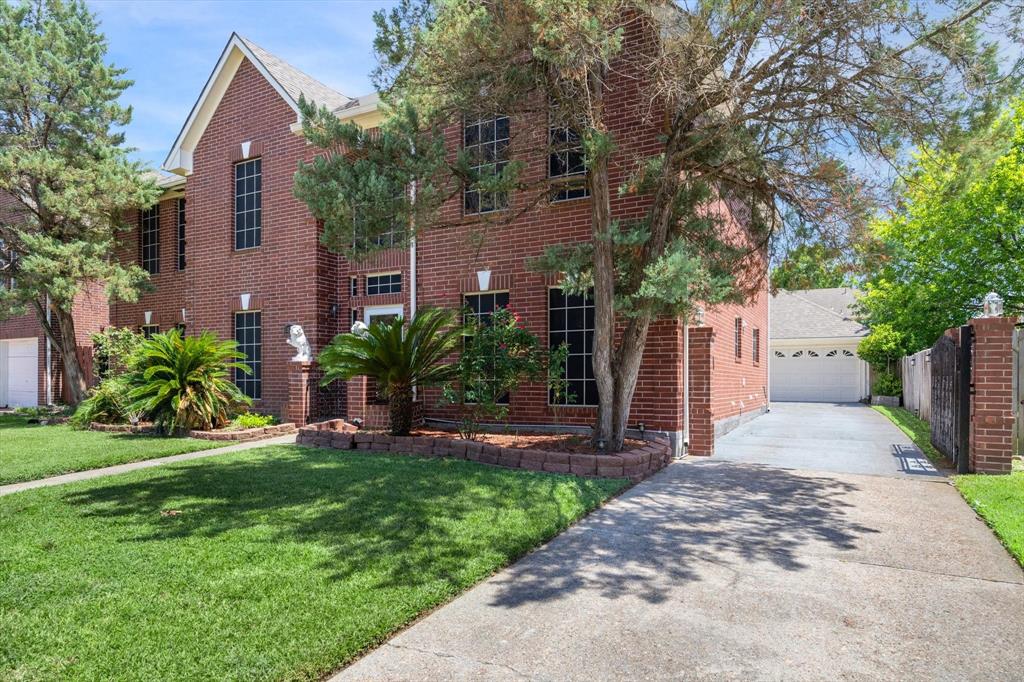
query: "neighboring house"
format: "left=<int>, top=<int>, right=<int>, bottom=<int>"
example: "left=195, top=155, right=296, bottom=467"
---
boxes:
left=769, top=288, right=870, bottom=403
left=0, top=193, right=109, bottom=408
left=22, top=29, right=769, bottom=455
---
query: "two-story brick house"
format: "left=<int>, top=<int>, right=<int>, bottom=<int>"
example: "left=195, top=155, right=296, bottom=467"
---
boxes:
left=22, top=31, right=768, bottom=455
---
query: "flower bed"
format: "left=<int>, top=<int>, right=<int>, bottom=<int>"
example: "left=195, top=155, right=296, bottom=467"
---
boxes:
left=89, top=422, right=297, bottom=442
left=296, top=421, right=671, bottom=482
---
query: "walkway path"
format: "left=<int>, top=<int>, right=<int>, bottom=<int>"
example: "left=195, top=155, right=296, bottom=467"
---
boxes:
left=0, top=433, right=296, bottom=497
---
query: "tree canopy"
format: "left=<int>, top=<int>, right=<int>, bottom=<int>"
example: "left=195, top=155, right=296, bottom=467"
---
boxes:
left=295, top=0, right=1021, bottom=450
left=859, top=98, right=1024, bottom=352
left=770, top=244, right=858, bottom=291
left=0, top=0, right=158, bottom=403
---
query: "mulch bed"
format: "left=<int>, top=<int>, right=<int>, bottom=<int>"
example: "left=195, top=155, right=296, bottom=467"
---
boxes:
left=402, top=428, right=645, bottom=454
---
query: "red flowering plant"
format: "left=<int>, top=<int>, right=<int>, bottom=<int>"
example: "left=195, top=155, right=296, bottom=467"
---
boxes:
left=441, top=307, right=552, bottom=440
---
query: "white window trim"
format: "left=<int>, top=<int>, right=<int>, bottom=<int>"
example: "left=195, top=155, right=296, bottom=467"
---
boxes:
left=364, top=304, right=404, bottom=325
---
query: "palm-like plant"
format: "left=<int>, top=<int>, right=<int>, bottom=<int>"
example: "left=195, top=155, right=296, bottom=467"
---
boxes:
left=127, top=329, right=253, bottom=433
left=319, top=307, right=464, bottom=435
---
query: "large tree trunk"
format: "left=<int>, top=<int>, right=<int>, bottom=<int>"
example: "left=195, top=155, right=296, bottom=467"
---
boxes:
left=32, top=298, right=88, bottom=406
left=609, top=314, right=654, bottom=451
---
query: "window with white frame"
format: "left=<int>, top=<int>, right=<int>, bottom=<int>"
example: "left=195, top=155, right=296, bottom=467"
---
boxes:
left=549, top=287, right=598, bottom=406
left=140, top=324, right=159, bottom=339
left=234, top=159, right=262, bottom=250
left=176, top=198, right=186, bottom=270
left=366, top=272, right=402, bottom=296
left=463, top=115, right=510, bottom=214
left=549, top=120, right=588, bottom=202
left=234, top=311, right=262, bottom=399
left=140, top=205, right=160, bottom=275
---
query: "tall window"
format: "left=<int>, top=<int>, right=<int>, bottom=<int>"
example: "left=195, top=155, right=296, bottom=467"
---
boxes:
left=752, top=328, right=760, bottom=364
left=366, top=272, right=402, bottom=295
left=464, top=291, right=511, bottom=405
left=140, top=324, right=159, bottom=339
left=234, top=159, right=262, bottom=250
left=463, top=115, right=510, bottom=214
left=549, top=287, right=597, bottom=406
left=549, top=122, right=588, bottom=201
left=734, top=318, right=743, bottom=359
left=176, top=198, right=186, bottom=270
left=140, top=205, right=160, bottom=275
left=234, top=311, right=262, bottom=399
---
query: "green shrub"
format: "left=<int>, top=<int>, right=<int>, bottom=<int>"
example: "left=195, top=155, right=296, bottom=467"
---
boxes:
left=91, top=327, right=145, bottom=379
left=858, top=324, right=907, bottom=372
left=319, top=308, right=464, bottom=436
left=230, top=412, right=277, bottom=430
left=69, top=376, right=132, bottom=428
left=127, top=329, right=252, bottom=433
left=872, top=371, right=902, bottom=396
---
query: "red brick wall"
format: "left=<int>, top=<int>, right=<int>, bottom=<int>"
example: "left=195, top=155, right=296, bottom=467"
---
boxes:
left=968, top=316, right=1016, bottom=473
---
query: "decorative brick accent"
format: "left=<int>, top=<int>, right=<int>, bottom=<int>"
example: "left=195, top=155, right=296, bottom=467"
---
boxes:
left=295, top=420, right=671, bottom=482
left=286, top=361, right=314, bottom=426
left=189, top=423, right=297, bottom=442
left=967, top=317, right=1017, bottom=474
left=687, top=326, right=714, bottom=456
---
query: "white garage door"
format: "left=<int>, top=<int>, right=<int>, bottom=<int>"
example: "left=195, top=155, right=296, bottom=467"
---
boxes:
left=770, top=347, right=863, bottom=403
left=2, top=338, right=39, bottom=408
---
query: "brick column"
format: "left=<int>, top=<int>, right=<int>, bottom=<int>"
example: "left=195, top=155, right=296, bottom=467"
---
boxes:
left=969, top=317, right=1016, bottom=473
left=687, top=326, right=714, bottom=456
left=346, top=376, right=368, bottom=422
left=286, top=362, right=314, bottom=426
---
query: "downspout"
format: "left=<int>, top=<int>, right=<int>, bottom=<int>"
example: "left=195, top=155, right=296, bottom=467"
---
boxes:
left=45, top=294, right=52, bottom=405
left=409, top=180, right=417, bottom=400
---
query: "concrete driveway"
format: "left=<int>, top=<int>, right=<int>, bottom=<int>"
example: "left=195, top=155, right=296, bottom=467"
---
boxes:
left=337, top=436, right=1023, bottom=679
left=717, top=402, right=943, bottom=478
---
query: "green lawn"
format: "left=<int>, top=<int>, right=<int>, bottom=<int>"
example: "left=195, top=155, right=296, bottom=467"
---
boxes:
left=0, top=414, right=221, bottom=485
left=955, top=459, right=1024, bottom=566
left=0, top=445, right=626, bottom=681
left=871, top=405, right=948, bottom=466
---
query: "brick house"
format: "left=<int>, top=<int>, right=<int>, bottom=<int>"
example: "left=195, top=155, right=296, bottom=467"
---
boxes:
left=4, top=31, right=769, bottom=455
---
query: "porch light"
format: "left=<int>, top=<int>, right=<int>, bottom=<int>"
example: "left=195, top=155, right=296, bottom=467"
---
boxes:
left=980, top=292, right=1004, bottom=318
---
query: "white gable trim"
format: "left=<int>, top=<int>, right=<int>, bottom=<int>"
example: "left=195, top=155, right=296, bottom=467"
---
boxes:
left=163, top=33, right=300, bottom=176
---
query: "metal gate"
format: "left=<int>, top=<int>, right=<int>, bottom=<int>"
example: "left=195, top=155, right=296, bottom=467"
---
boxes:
left=930, top=327, right=973, bottom=473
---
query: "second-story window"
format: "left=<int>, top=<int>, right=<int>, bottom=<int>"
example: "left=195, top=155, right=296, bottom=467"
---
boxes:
left=140, top=205, right=160, bottom=275
left=463, top=115, right=510, bottom=215
left=234, top=158, right=262, bottom=250
left=366, top=272, right=402, bottom=296
left=176, top=198, right=186, bottom=270
left=549, top=122, right=588, bottom=202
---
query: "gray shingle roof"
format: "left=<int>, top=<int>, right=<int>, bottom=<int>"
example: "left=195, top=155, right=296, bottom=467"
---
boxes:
left=239, top=36, right=351, bottom=111
left=771, top=288, right=869, bottom=339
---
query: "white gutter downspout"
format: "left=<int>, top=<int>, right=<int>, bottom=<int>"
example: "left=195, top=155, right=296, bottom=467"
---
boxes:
left=409, top=180, right=418, bottom=400
left=45, top=294, right=52, bottom=405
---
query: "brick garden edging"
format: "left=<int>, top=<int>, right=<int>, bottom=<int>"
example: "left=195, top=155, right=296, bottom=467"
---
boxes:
left=296, top=420, right=671, bottom=482
left=90, top=421, right=297, bottom=442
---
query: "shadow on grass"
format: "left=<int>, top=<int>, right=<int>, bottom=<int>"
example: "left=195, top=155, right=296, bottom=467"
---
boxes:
left=58, top=446, right=617, bottom=592
left=487, top=460, right=881, bottom=607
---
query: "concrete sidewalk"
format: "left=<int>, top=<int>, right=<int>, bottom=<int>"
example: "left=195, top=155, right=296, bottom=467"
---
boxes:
left=0, top=433, right=296, bottom=497
left=337, top=459, right=1023, bottom=681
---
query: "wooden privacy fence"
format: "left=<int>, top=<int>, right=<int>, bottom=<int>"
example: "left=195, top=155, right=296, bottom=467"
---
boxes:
left=901, top=348, right=932, bottom=421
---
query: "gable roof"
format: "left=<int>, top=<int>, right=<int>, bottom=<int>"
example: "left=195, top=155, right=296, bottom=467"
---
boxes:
left=163, top=33, right=351, bottom=176
left=771, top=288, right=869, bottom=340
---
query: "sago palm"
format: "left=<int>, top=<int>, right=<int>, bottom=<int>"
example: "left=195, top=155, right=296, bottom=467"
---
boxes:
left=128, top=329, right=253, bottom=433
left=319, top=307, right=464, bottom=435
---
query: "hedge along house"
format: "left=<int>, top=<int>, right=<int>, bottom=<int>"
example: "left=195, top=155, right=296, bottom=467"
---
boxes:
left=110, top=31, right=769, bottom=455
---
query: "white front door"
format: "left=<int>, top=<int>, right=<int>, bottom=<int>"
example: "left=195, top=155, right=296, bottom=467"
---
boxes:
left=364, top=305, right=404, bottom=326
left=2, top=338, right=39, bottom=407
left=770, top=346, right=865, bottom=403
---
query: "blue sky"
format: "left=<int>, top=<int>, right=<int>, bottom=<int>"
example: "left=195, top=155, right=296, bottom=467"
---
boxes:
left=90, top=0, right=396, bottom=170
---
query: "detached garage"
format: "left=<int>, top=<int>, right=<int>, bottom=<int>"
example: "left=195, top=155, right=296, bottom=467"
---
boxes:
left=770, top=288, right=870, bottom=403
left=0, top=337, right=39, bottom=408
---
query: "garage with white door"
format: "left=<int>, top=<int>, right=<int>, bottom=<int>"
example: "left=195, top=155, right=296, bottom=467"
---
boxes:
left=0, top=337, right=39, bottom=408
left=769, top=288, right=870, bottom=403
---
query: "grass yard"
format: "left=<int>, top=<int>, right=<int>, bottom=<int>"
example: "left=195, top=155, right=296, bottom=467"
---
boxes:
left=0, top=445, right=626, bottom=681
left=954, top=459, right=1024, bottom=566
left=0, top=414, right=221, bottom=485
left=871, top=405, right=947, bottom=466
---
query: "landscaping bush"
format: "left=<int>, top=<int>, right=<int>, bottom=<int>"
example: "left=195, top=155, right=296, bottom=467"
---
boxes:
left=872, top=371, right=902, bottom=397
left=230, top=411, right=277, bottom=430
left=91, top=327, right=145, bottom=380
left=857, top=323, right=907, bottom=373
left=318, top=307, right=464, bottom=436
left=127, top=329, right=252, bottom=433
left=69, top=376, right=132, bottom=428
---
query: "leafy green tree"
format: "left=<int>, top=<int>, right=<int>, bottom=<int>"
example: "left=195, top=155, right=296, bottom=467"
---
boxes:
left=859, top=99, right=1024, bottom=351
left=318, top=308, right=465, bottom=436
left=127, top=329, right=252, bottom=434
left=0, top=0, right=158, bottom=404
left=295, top=0, right=1017, bottom=450
left=771, top=244, right=855, bottom=291
left=856, top=323, right=907, bottom=373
